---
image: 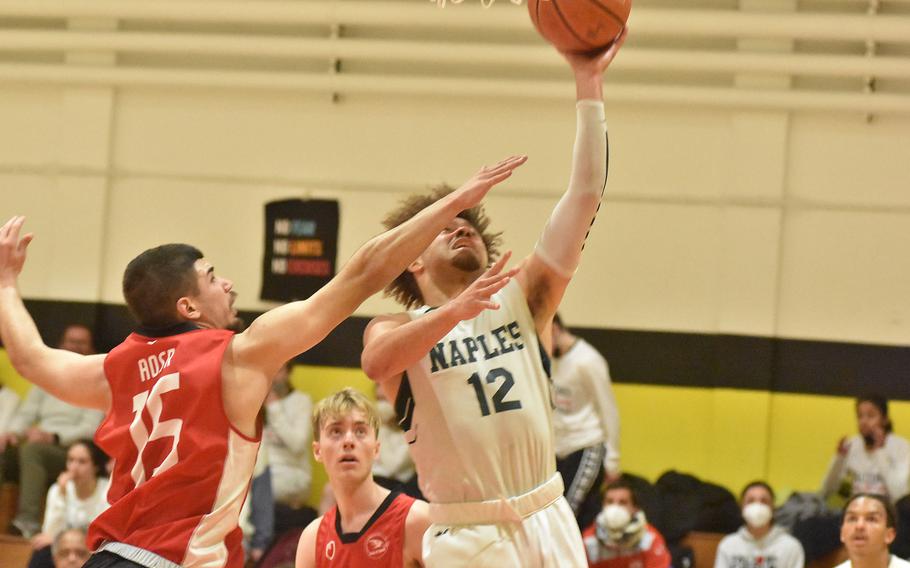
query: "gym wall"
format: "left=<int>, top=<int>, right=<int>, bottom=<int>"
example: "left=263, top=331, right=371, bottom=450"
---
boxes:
left=1, top=18, right=909, bottom=505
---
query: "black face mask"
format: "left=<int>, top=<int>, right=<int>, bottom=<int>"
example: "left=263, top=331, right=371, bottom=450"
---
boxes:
left=863, top=432, right=876, bottom=448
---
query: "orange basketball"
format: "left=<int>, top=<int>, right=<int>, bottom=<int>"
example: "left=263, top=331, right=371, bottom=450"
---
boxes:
left=528, top=0, right=631, bottom=54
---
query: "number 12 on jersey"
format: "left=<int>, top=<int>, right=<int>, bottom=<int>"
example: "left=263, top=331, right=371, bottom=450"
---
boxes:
left=467, top=367, right=522, bottom=417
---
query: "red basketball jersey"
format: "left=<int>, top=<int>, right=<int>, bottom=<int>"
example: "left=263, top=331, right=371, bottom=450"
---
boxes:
left=315, top=491, right=416, bottom=568
left=89, top=325, right=260, bottom=568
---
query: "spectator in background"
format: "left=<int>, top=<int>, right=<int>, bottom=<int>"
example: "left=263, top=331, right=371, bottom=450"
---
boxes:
left=837, top=493, right=910, bottom=568
left=28, top=439, right=110, bottom=568
left=552, top=314, right=621, bottom=528
left=583, top=478, right=669, bottom=568
left=51, top=528, right=91, bottom=568
left=822, top=395, right=910, bottom=505
left=0, top=380, right=21, bottom=433
left=715, top=481, right=804, bottom=568
left=372, top=386, right=420, bottom=499
left=0, top=324, right=104, bottom=537
left=264, top=362, right=317, bottom=538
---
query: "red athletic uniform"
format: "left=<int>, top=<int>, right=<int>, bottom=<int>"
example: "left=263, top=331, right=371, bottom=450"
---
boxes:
left=315, top=491, right=416, bottom=568
left=89, top=325, right=260, bottom=568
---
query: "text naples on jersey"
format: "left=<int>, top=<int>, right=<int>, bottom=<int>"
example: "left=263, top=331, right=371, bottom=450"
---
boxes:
left=429, top=321, right=525, bottom=373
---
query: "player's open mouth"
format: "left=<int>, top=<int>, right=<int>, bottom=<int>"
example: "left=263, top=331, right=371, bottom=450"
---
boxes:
left=339, top=456, right=358, bottom=464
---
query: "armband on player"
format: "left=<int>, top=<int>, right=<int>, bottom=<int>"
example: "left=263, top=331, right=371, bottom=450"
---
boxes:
left=534, top=100, right=608, bottom=278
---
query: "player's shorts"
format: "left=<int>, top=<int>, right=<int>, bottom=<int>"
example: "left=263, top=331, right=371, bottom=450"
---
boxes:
left=422, top=474, right=587, bottom=567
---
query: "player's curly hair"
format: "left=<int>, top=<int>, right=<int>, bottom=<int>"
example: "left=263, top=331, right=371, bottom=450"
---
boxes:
left=382, top=185, right=502, bottom=309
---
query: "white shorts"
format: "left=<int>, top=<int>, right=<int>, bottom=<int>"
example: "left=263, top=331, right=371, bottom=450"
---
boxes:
left=422, top=476, right=587, bottom=567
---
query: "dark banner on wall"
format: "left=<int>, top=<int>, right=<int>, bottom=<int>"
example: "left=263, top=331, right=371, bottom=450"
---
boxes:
left=261, top=199, right=339, bottom=302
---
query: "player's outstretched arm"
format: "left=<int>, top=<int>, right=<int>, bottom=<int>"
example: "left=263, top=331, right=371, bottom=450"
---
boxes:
left=0, top=217, right=110, bottom=411
left=233, top=156, right=527, bottom=377
left=294, top=517, right=320, bottom=568
left=362, top=252, right=517, bottom=385
left=516, top=30, right=628, bottom=334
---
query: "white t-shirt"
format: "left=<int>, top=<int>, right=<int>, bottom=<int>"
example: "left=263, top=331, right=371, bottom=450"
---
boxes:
left=551, top=338, right=620, bottom=475
left=42, top=477, right=110, bottom=536
left=835, top=555, right=910, bottom=568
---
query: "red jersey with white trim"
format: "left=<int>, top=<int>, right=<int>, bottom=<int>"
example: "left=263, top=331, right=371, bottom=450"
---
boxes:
left=90, top=326, right=260, bottom=568
left=315, top=491, right=415, bottom=568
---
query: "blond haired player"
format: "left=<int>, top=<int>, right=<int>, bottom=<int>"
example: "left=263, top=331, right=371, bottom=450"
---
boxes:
left=361, top=33, right=627, bottom=567
left=296, top=388, right=429, bottom=567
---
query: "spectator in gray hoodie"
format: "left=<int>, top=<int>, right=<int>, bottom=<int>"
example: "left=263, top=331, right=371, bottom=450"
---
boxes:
left=715, top=481, right=805, bottom=568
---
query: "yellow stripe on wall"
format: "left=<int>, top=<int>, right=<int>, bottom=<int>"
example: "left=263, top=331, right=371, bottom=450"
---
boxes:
left=0, top=349, right=31, bottom=398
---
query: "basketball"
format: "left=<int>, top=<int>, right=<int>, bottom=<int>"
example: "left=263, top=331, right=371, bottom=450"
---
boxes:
left=528, top=0, right=631, bottom=54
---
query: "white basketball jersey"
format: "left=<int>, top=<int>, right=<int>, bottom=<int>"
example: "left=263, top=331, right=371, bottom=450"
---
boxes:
left=395, top=279, right=556, bottom=504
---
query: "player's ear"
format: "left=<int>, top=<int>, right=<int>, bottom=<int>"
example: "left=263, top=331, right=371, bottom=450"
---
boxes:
left=313, top=441, right=323, bottom=463
left=176, top=296, right=200, bottom=321
left=407, top=258, right=424, bottom=274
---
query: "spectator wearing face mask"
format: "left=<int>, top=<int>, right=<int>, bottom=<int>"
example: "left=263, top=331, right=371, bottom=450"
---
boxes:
left=822, top=395, right=910, bottom=505
left=715, top=481, right=804, bottom=568
left=582, top=478, right=670, bottom=568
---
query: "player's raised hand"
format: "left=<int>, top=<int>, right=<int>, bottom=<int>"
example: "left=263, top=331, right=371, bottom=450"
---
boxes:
left=0, top=216, right=34, bottom=288
left=446, top=251, right=519, bottom=322
left=562, top=27, right=628, bottom=76
left=452, top=155, right=528, bottom=210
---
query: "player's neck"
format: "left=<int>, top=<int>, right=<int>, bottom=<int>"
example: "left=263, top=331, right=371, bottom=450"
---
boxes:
left=333, top=478, right=390, bottom=533
left=850, top=550, right=892, bottom=568
left=746, top=523, right=771, bottom=541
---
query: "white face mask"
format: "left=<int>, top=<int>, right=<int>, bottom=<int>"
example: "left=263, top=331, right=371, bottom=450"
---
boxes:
left=375, top=400, right=396, bottom=425
left=601, top=504, right=632, bottom=530
left=742, top=502, right=773, bottom=528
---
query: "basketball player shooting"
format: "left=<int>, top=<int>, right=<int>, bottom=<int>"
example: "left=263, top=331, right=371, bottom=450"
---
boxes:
left=361, top=31, right=628, bottom=567
left=0, top=156, right=525, bottom=568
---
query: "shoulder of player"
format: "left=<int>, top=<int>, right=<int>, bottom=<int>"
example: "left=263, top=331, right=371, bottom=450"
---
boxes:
left=299, top=516, right=324, bottom=549
left=404, top=499, right=430, bottom=536
left=295, top=517, right=323, bottom=568
left=403, top=499, right=431, bottom=561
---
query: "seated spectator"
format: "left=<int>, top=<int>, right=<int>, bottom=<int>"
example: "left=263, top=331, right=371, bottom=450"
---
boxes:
left=264, top=362, right=316, bottom=537
left=837, top=493, right=910, bottom=568
left=0, top=324, right=104, bottom=537
left=822, top=395, right=910, bottom=505
left=51, top=528, right=91, bottom=568
left=715, top=481, right=804, bottom=568
left=0, top=381, right=20, bottom=433
left=583, top=478, right=670, bottom=568
left=28, top=439, right=110, bottom=568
